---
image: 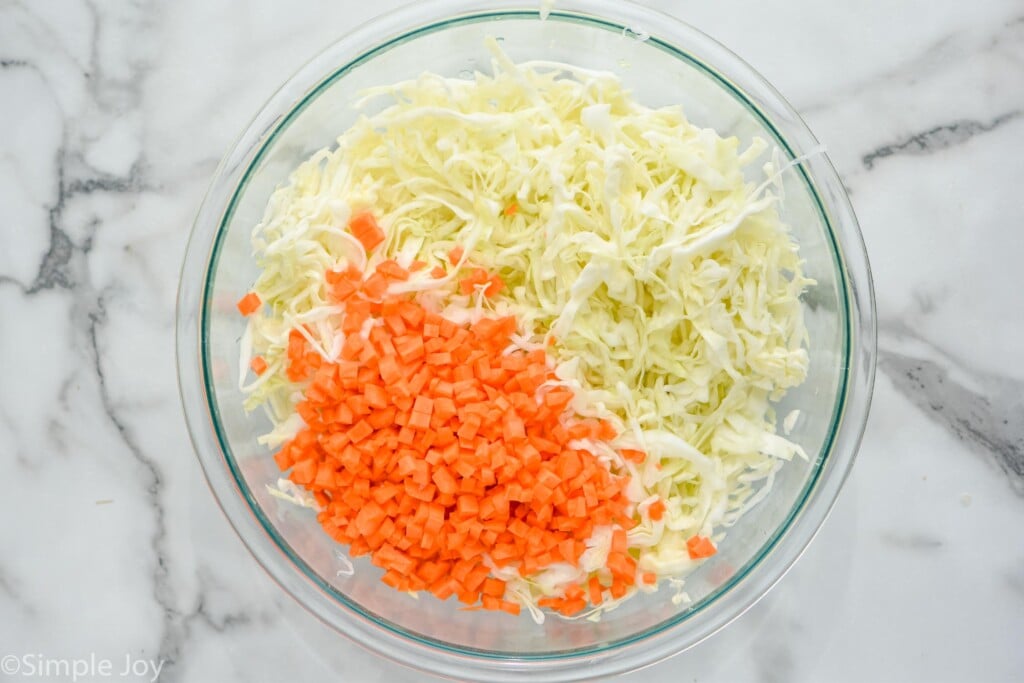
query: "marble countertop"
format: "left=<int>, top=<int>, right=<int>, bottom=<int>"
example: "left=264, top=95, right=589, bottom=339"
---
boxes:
left=1, top=0, right=1022, bottom=681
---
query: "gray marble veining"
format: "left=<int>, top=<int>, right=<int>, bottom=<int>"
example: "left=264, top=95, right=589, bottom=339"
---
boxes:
left=861, top=111, right=1023, bottom=170
left=880, top=342, right=1024, bottom=495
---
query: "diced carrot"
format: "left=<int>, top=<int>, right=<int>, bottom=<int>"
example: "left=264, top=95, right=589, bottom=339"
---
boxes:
left=499, top=600, right=521, bottom=615
left=611, top=528, right=628, bottom=555
left=432, top=467, right=458, bottom=495
left=236, top=291, right=261, bottom=316
left=249, top=355, right=268, bottom=375
left=325, top=265, right=358, bottom=285
left=349, top=211, right=385, bottom=252
left=413, top=396, right=434, bottom=416
left=407, top=411, right=431, bottom=431
left=348, top=296, right=374, bottom=324
left=328, top=267, right=361, bottom=301
left=459, top=268, right=492, bottom=295
left=376, top=259, right=410, bottom=281
left=648, top=499, right=666, bottom=522
left=365, top=384, right=389, bottom=409
left=481, top=577, right=506, bottom=598
left=457, top=495, right=479, bottom=516
left=448, top=245, right=464, bottom=265
left=355, top=501, right=386, bottom=537
left=596, top=420, right=618, bottom=441
left=484, top=275, right=504, bottom=298
left=362, top=272, right=389, bottom=299
left=378, top=356, right=402, bottom=384
left=588, top=576, right=604, bottom=605
left=289, top=458, right=317, bottom=486
left=607, top=552, right=637, bottom=580
left=620, top=449, right=646, bottom=464
left=426, top=351, right=453, bottom=366
left=686, top=535, right=717, bottom=559
left=348, top=420, right=373, bottom=443
left=383, top=314, right=407, bottom=336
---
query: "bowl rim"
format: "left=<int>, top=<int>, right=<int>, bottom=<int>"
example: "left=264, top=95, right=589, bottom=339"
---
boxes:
left=176, top=0, right=877, bottom=680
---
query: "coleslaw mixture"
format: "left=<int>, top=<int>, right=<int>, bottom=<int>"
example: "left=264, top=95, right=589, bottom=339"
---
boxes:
left=240, top=40, right=812, bottom=621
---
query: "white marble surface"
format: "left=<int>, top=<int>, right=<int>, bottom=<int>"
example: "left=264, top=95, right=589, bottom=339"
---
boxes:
left=1, top=0, right=1022, bottom=681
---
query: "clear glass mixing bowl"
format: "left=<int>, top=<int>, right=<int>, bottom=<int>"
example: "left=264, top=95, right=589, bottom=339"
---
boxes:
left=176, top=0, right=876, bottom=679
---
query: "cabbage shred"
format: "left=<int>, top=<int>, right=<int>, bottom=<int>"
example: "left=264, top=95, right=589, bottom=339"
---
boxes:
left=242, top=40, right=812, bottom=618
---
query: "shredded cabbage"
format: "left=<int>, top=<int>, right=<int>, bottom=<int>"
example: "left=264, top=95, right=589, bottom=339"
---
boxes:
left=242, top=39, right=813, bottom=619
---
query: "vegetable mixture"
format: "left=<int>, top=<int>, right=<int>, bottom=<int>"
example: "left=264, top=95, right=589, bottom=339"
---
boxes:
left=237, top=41, right=812, bottom=621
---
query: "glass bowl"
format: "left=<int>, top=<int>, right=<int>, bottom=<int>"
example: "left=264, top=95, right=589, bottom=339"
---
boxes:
left=176, top=0, right=876, bottom=679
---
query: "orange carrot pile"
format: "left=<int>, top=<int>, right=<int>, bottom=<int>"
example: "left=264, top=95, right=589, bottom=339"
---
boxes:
left=269, top=252, right=642, bottom=615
